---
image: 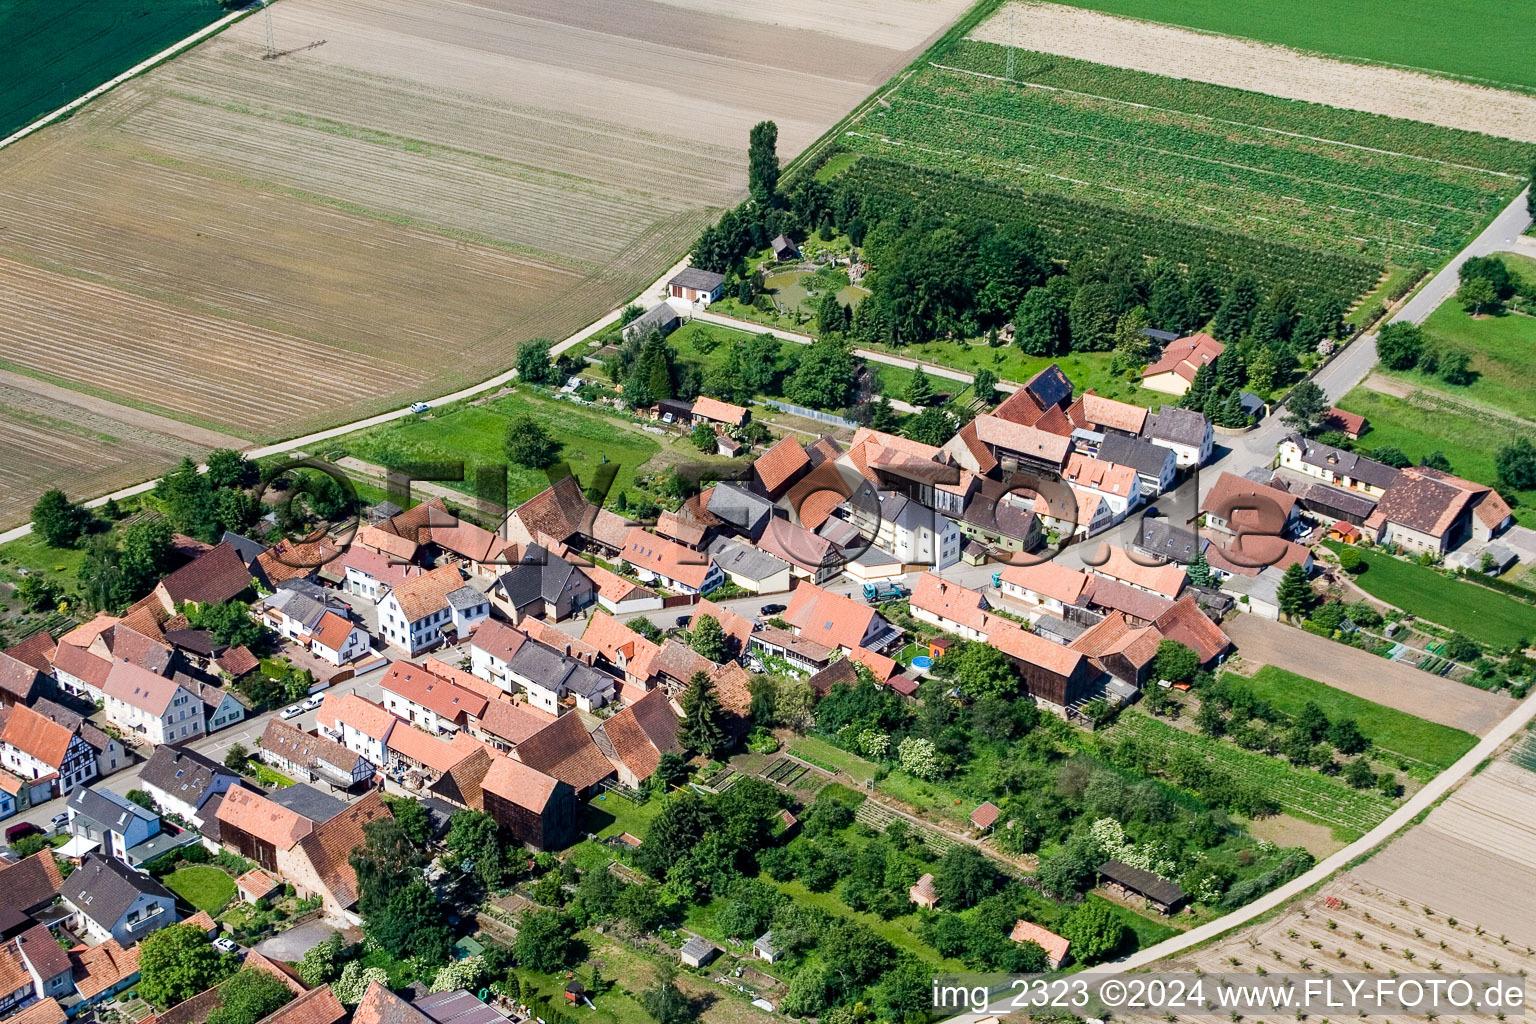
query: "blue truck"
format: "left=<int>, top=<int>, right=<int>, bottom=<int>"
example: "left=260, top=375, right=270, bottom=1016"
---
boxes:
left=862, top=581, right=910, bottom=602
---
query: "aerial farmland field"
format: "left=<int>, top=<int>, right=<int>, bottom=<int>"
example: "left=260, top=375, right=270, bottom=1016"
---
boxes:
left=0, top=0, right=971, bottom=527
left=0, top=0, right=228, bottom=139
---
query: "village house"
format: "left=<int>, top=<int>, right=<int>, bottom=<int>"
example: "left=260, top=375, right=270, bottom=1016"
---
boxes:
left=947, top=415, right=1074, bottom=478
left=341, top=545, right=424, bottom=603
left=1069, top=612, right=1162, bottom=688
left=667, top=267, right=725, bottom=306
left=65, top=787, right=160, bottom=863
left=510, top=712, right=614, bottom=797
left=282, top=791, right=392, bottom=920
left=1277, top=434, right=1399, bottom=497
left=1068, top=392, right=1148, bottom=438
left=470, top=753, right=576, bottom=850
left=688, top=600, right=757, bottom=663
left=1089, top=546, right=1187, bottom=600
left=62, top=854, right=177, bottom=946
left=1010, top=921, right=1071, bottom=970
left=317, top=693, right=398, bottom=768
left=214, top=785, right=317, bottom=874
left=1364, top=466, right=1513, bottom=554
left=1096, top=434, right=1177, bottom=498
left=1140, top=332, right=1223, bottom=396
left=701, top=483, right=775, bottom=540
left=379, top=662, right=487, bottom=736
left=505, top=638, right=617, bottom=714
left=752, top=435, right=813, bottom=501
left=997, top=559, right=1092, bottom=615
left=489, top=546, right=597, bottom=623
left=623, top=301, right=681, bottom=343
left=472, top=695, right=555, bottom=753
left=837, top=491, right=962, bottom=570
left=100, top=661, right=204, bottom=746
left=1142, top=405, right=1213, bottom=468
left=1200, top=471, right=1301, bottom=539
left=705, top=536, right=793, bottom=594
left=1, top=703, right=99, bottom=800
left=259, top=719, right=374, bottom=791
left=151, top=543, right=254, bottom=616
left=1320, top=407, right=1367, bottom=439
left=582, top=563, right=662, bottom=615
left=988, top=619, right=1098, bottom=712
left=0, top=634, right=51, bottom=708
left=689, top=395, right=748, bottom=432
left=782, top=583, right=903, bottom=657
left=0, top=923, right=72, bottom=1014
left=21, top=699, right=124, bottom=783
left=592, top=690, right=682, bottom=790
left=137, top=746, right=243, bottom=827
left=909, top=573, right=992, bottom=642
left=955, top=478, right=1043, bottom=555
left=69, top=938, right=142, bottom=1009
left=377, top=564, right=487, bottom=656
left=1062, top=453, right=1142, bottom=520
left=755, top=517, right=844, bottom=585
left=621, top=528, right=723, bottom=595
left=505, top=476, right=634, bottom=561
left=579, top=614, right=662, bottom=698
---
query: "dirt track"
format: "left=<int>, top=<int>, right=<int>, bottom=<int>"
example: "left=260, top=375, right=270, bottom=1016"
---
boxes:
left=971, top=3, right=1536, bottom=142
left=1223, top=614, right=1513, bottom=735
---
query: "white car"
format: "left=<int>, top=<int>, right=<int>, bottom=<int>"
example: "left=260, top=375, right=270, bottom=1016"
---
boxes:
left=302, top=693, right=325, bottom=711
left=280, top=705, right=304, bottom=720
left=213, top=937, right=239, bottom=954
left=409, top=401, right=430, bottom=413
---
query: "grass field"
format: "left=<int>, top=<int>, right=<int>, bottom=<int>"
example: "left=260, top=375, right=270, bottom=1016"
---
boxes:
left=1321, top=542, right=1535, bottom=650
left=836, top=39, right=1530, bottom=267
left=1335, top=386, right=1536, bottom=525
left=1234, top=666, right=1477, bottom=778
left=1115, top=713, right=1396, bottom=839
left=1383, top=302, right=1536, bottom=423
left=0, top=0, right=228, bottom=139
left=335, top=390, right=660, bottom=511
left=1047, top=0, right=1536, bottom=91
left=164, top=865, right=236, bottom=914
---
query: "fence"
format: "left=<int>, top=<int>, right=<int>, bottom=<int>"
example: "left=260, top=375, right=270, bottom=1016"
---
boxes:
left=761, top=399, right=858, bottom=428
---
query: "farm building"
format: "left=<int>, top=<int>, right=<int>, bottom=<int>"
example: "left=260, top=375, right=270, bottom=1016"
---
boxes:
left=1098, top=859, right=1187, bottom=914
left=1010, top=920, right=1070, bottom=969
left=909, top=872, right=939, bottom=909
left=1140, top=333, right=1223, bottom=396
left=623, top=303, right=680, bottom=342
left=970, top=801, right=1000, bottom=831
left=667, top=268, right=725, bottom=305
left=753, top=931, right=778, bottom=964
left=680, top=937, right=719, bottom=968
left=769, top=235, right=799, bottom=260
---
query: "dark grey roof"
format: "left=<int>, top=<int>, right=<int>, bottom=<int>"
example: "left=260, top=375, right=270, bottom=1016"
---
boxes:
left=266, top=783, right=346, bottom=824
left=414, top=990, right=506, bottom=1024
left=1032, top=614, right=1087, bottom=643
left=140, top=746, right=239, bottom=813
left=706, top=483, right=774, bottom=531
left=446, top=585, right=486, bottom=612
left=1295, top=481, right=1377, bottom=520
left=624, top=303, right=680, bottom=339
left=367, top=501, right=405, bottom=524
left=1097, top=433, right=1175, bottom=479
left=705, top=536, right=789, bottom=582
left=669, top=267, right=725, bottom=292
left=960, top=478, right=1037, bottom=542
left=1141, top=327, right=1180, bottom=343
left=1239, top=392, right=1265, bottom=417
left=680, top=936, right=717, bottom=960
left=1135, top=519, right=1204, bottom=562
left=1098, top=859, right=1186, bottom=906
left=263, top=587, right=328, bottom=626
left=220, top=531, right=268, bottom=567
left=1283, top=434, right=1399, bottom=491
left=1025, top=364, right=1073, bottom=411
left=1143, top=406, right=1209, bottom=447
left=496, top=546, right=584, bottom=610
left=69, top=787, right=157, bottom=834
left=510, top=639, right=616, bottom=701
left=64, top=853, right=174, bottom=929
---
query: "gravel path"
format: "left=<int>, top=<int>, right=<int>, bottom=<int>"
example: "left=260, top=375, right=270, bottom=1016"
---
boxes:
left=1223, top=613, right=1514, bottom=735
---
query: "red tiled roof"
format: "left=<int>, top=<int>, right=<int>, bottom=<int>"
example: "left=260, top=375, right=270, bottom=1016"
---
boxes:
left=783, top=583, right=877, bottom=652
left=910, top=873, right=937, bottom=903
left=655, top=512, right=707, bottom=548
left=1321, top=407, right=1366, bottom=436
left=581, top=613, right=660, bottom=682
left=754, top=436, right=811, bottom=494
left=0, top=850, right=62, bottom=913
left=255, top=985, right=346, bottom=1024
left=622, top=528, right=714, bottom=590
left=971, top=801, right=1001, bottom=829
left=50, top=640, right=114, bottom=689
left=848, top=646, right=897, bottom=683
left=1082, top=576, right=1175, bottom=623
left=258, top=538, right=343, bottom=586
left=972, top=415, right=1072, bottom=465
left=689, top=599, right=755, bottom=657
left=384, top=564, right=467, bottom=623
left=71, top=938, right=140, bottom=1000
left=309, top=612, right=357, bottom=655
left=216, top=786, right=312, bottom=850
left=690, top=396, right=748, bottom=427
left=1153, top=596, right=1232, bottom=665
left=478, top=697, right=554, bottom=746
left=1064, top=454, right=1139, bottom=499
left=987, top=618, right=1086, bottom=678
left=8, top=999, right=64, bottom=1024
left=1000, top=558, right=1091, bottom=605
left=387, top=726, right=470, bottom=775
left=354, top=982, right=430, bottom=1024
left=1092, top=545, right=1186, bottom=599
left=57, top=615, right=120, bottom=649
left=1070, top=611, right=1161, bottom=669
left=293, top=791, right=391, bottom=909
left=910, top=573, right=990, bottom=632
left=709, top=661, right=752, bottom=715
left=1143, top=332, right=1223, bottom=383
left=598, top=690, right=680, bottom=781
left=425, top=519, right=505, bottom=563
left=583, top=563, right=655, bottom=604
left=756, top=517, right=835, bottom=573
left=1200, top=471, right=1298, bottom=531
left=1, top=704, right=75, bottom=769
left=4, top=631, right=55, bottom=673
left=101, top=659, right=186, bottom=716
left=1010, top=920, right=1070, bottom=966
left=380, top=662, right=488, bottom=723
left=217, top=645, right=260, bottom=678
left=468, top=619, right=529, bottom=663
left=479, top=753, right=560, bottom=814
left=319, top=693, right=398, bottom=742
left=341, top=545, right=423, bottom=588
left=157, top=543, right=253, bottom=606
left=1080, top=393, right=1147, bottom=435
left=514, top=713, right=613, bottom=791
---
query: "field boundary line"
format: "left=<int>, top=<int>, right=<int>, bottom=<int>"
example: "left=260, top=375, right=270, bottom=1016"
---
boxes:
left=0, top=3, right=261, bottom=152
left=929, top=61, right=1522, bottom=179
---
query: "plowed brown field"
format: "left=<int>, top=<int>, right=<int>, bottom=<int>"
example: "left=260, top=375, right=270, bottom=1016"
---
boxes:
left=0, top=0, right=970, bottom=525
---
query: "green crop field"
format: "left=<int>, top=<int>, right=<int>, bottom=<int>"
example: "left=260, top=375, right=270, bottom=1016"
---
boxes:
left=1050, top=0, right=1536, bottom=91
left=1116, top=714, right=1395, bottom=838
left=834, top=42, right=1529, bottom=273
left=336, top=390, right=660, bottom=511
left=0, top=0, right=229, bottom=139
left=1234, top=666, right=1477, bottom=778
left=1321, top=541, right=1536, bottom=650
left=1381, top=302, right=1536, bottom=423
left=1336, top=386, right=1536, bottom=525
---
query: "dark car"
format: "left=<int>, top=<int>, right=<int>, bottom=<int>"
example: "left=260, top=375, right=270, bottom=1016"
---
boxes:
left=1142, top=506, right=1161, bottom=518
left=759, top=603, right=786, bottom=615
left=4, top=822, right=42, bottom=844
left=675, top=615, right=693, bottom=629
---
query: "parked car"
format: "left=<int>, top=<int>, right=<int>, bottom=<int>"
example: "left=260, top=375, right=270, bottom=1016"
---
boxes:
left=409, top=401, right=430, bottom=413
left=4, top=822, right=42, bottom=844
left=50, top=813, right=69, bottom=832
left=759, top=603, right=786, bottom=615
left=281, top=705, right=304, bottom=720
left=213, top=937, right=239, bottom=954
left=302, top=693, right=326, bottom=711
left=675, top=615, right=692, bottom=629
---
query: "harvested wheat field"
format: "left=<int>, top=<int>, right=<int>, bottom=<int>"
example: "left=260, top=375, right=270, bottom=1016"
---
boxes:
left=971, top=3, right=1536, bottom=142
left=0, top=0, right=969, bottom=524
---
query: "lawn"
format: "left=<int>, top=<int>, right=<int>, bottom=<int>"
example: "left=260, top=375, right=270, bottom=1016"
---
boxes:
left=0, top=0, right=230, bottom=139
left=335, top=388, right=660, bottom=510
left=248, top=763, right=295, bottom=789
left=1233, top=666, right=1477, bottom=777
left=786, top=736, right=877, bottom=784
left=1050, top=0, right=1536, bottom=91
left=1382, top=300, right=1536, bottom=423
left=1321, top=541, right=1536, bottom=650
left=1335, top=386, right=1536, bottom=525
left=755, top=874, right=964, bottom=970
left=164, top=865, right=236, bottom=914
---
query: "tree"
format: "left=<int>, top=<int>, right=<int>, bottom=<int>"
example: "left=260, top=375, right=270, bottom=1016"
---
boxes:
left=1440, top=632, right=1481, bottom=663
left=641, top=963, right=693, bottom=1024
left=1326, top=718, right=1368, bottom=754
left=653, top=750, right=690, bottom=795
left=1246, top=347, right=1278, bottom=395
left=205, top=968, right=294, bottom=1024
left=1186, top=549, right=1212, bottom=587
left=1276, top=561, right=1316, bottom=620
left=294, top=932, right=343, bottom=987
left=156, top=457, right=219, bottom=542
left=784, top=335, right=856, bottom=410
left=383, top=794, right=432, bottom=844
left=224, top=744, right=249, bottom=770
left=1458, top=275, right=1501, bottom=315
left=952, top=642, right=1019, bottom=700
left=689, top=423, right=716, bottom=452
left=618, top=881, right=669, bottom=933
left=876, top=960, right=934, bottom=1024
left=1062, top=901, right=1128, bottom=965
left=1343, top=756, right=1376, bottom=789
left=1459, top=255, right=1512, bottom=299
left=1113, top=306, right=1155, bottom=364
left=446, top=810, right=506, bottom=889
left=679, top=670, right=729, bottom=757
left=691, top=615, right=728, bottom=663
left=972, top=368, right=998, bottom=405
left=186, top=601, right=264, bottom=648
left=904, top=367, right=933, bottom=406
left=1013, top=288, right=1069, bottom=356
left=1421, top=450, right=1452, bottom=472
left=747, top=121, right=780, bottom=205
left=1068, top=281, right=1119, bottom=351
left=137, top=924, right=234, bottom=1009
left=16, top=575, right=59, bottom=612
left=1372, top=445, right=1411, bottom=468
left=1281, top=379, right=1328, bottom=435
left=1496, top=437, right=1536, bottom=490
left=1152, top=639, right=1200, bottom=684
left=1375, top=322, right=1423, bottom=371
left=816, top=291, right=846, bottom=336
left=897, top=736, right=943, bottom=780
left=515, top=908, right=578, bottom=973
left=332, top=963, right=388, bottom=1006
left=903, top=406, right=954, bottom=447
left=516, top=339, right=554, bottom=384
left=350, top=815, right=426, bottom=921
left=126, top=790, right=157, bottom=812
left=371, top=880, right=453, bottom=962
left=120, top=517, right=174, bottom=601
left=933, top=846, right=1002, bottom=909
left=1436, top=348, right=1473, bottom=385
left=206, top=449, right=258, bottom=490
left=32, top=489, right=88, bottom=548
left=1338, top=547, right=1364, bottom=573
left=505, top=414, right=561, bottom=468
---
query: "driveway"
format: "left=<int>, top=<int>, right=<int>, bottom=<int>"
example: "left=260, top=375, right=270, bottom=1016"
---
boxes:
left=1223, top=614, right=1514, bottom=735
left=251, top=920, right=344, bottom=962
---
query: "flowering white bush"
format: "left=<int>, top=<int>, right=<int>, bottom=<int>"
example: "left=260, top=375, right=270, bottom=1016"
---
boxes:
left=857, top=729, right=890, bottom=758
left=1091, top=817, right=1175, bottom=877
left=430, top=955, right=488, bottom=993
left=1317, top=339, right=1336, bottom=356
left=897, top=736, right=943, bottom=780
left=333, top=963, right=389, bottom=1005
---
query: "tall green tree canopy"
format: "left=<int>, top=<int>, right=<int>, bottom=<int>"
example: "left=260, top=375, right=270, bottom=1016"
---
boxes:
left=748, top=121, right=780, bottom=205
left=138, top=924, right=234, bottom=1009
left=679, top=670, right=729, bottom=757
left=31, top=490, right=89, bottom=548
